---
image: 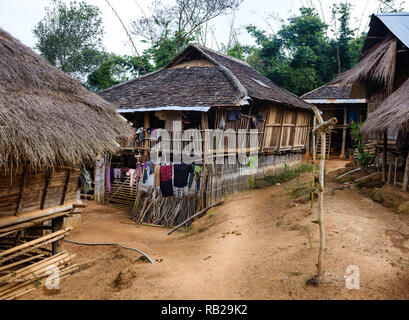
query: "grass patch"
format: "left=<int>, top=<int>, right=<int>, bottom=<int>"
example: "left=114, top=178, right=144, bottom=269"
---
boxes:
left=250, top=163, right=315, bottom=190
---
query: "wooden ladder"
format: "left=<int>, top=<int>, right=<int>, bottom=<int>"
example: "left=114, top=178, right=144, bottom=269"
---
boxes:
left=315, top=132, right=331, bottom=159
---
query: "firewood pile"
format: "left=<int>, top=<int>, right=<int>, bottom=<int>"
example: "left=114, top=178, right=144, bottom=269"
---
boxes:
left=353, top=141, right=377, bottom=159
left=131, top=189, right=198, bottom=227
left=0, top=213, right=77, bottom=300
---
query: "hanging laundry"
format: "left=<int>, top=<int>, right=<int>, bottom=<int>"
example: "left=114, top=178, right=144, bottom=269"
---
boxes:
left=219, top=114, right=226, bottom=129
left=136, top=127, right=144, bottom=143
left=113, top=168, right=121, bottom=179
left=126, top=169, right=136, bottom=187
left=80, top=169, right=93, bottom=194
left=160, top=165, right=173, bottom=197
left=227, top=110, right=242, bottom=121
left=173, top=163, right=189, bottom=188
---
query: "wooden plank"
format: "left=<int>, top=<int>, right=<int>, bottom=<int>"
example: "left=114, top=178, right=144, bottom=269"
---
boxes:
left=15, top=167, right=27, bottom=217
left=40, top=169, right=51, bottom=210
left=276, top=108, right=285, bottom=152
left=60, top=170, right=71, bottom=205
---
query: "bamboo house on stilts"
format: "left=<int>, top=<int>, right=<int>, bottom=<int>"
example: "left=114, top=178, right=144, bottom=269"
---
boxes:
left=98, top=44, right=312, bottom=226
left=0, top=29, right=131, bottom=299
left=333, top=12, right=409, bottom=189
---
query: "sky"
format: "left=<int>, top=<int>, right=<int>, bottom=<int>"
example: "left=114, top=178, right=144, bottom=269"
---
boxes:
left=0, top=0, right=408, bottom=56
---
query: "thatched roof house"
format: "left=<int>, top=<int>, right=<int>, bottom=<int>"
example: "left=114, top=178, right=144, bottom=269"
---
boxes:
left=98, top=44, right=312, bottom=215
left=100, top=43, right=311, bottom=112
left=361, top=77, right=409, bottom=136
left=0, top=28, right=131, bottom=171
left=333, top=13, right=409, bottom=114
left=0, top=28, right=131, bottom=225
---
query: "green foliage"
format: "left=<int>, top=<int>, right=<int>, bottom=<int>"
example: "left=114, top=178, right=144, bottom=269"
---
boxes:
left=244, top=6, right=365, bottom=96
left=350, top=120, right=374, bottom=169
left=86, top=53, right=153, bottom=91
left=249, top=163, right=315, bottom=189
left=33, top=0, right=106, bottom=81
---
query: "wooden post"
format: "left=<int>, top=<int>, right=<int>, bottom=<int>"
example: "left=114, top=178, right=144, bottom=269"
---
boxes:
left=277, top=108, right=285, bottom=152
left=312, top=117, right=317, bottom=164
left=52, top=217, right=65, bottom=254
left=382, top=131, right=388, bottom=183
left=40, top=169, right=51, bottom=210
left=394, top=157, right=398, bottom=187
left=15, top=167, right=27, bottom=216
left=144, top=112, right=150, bottom=155
left=292, top=112, right=299, bottom=151
left=387, top=162, right=393, bottom=185
left=340, top=106, right=347, bottom=159
left=311, top=106, right=337, bottom=279
left=403, top=153, right=409, bottom=192
left=306, top=116, right=311, bottom=156
left=60, top=169, right=71, bottom=205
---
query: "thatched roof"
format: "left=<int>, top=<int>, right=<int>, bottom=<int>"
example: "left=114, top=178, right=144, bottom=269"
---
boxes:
left=0, top=29, right=132, bottom=170
left=99, top=43, right=311, bottom=111
left=332, top=36, right=398, bottom=93
left=361, top=77, right=409, bottom=135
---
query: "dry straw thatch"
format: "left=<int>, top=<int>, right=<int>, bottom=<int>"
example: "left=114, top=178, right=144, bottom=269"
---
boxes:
left=0, top=29, right=132, bottom=171
left=332, top=36, right=397, bottom=94
left=361, top=77, right=409, bottom=136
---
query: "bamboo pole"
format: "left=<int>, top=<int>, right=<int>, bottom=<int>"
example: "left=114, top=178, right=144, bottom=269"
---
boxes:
left=311, top=106, right=337, bottom=279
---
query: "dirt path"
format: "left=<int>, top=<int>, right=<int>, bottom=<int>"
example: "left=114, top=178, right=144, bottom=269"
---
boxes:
left=23, top=160, right=409, bottom=299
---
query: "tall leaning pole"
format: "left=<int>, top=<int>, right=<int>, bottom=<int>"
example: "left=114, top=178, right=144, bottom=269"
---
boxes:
left=311, top=105, right=337, bottom=279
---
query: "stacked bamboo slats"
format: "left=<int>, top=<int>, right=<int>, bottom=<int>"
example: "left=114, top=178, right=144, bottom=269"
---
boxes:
left=0, top=226, right=75, bottom=299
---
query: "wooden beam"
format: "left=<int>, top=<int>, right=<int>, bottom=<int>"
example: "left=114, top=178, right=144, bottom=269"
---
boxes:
left=276, top=108, right=285, bottom=152
left=40, top=169, right=52, bottom=210
left=340, top=106, right=347, bottom=159
left=292, top=112, right=299, bottom=151
left=52, top=217, right=65, bottom=254
left=60, top=169, right=71, bottom=205
left=387, top=162, right=393, bottom=185
left=382, top=131, right=388, bottom=183
left=15, top=167, right=27, bottom=216
left=144, top=112, right=150, bottom=155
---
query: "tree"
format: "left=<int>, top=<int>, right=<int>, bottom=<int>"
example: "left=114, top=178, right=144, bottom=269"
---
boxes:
left=331, top=2, right=355, bottom=74
left=33, top=0, right=106, bottom=81
left=377, top=0, right=406, bottom=12
left=131, top=0, right=243, bottom=67
left=86, top=53, right=153, bottom=92
left=244, top=6, right=365, bottom=96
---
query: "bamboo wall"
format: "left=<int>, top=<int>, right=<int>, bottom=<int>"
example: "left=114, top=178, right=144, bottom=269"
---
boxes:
left=263, top=107, right=309, bottom=152
left=0, top=167, right=80, bottom=223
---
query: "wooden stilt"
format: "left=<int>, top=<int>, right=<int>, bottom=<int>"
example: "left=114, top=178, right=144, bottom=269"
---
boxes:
left=51, top=217, right=65, bottom=254
left=394, top=157, right=398, bottom=187
left=387, top=162, right=393, bottom=185
left=382, top=131, right=388, bottom=183
left=402, top=153, right=409, bottom=192
left=340, top=106, right=347, bottom=159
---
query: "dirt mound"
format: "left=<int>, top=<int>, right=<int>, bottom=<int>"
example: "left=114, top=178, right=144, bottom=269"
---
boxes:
left=113, top=269, right=137, bottom=290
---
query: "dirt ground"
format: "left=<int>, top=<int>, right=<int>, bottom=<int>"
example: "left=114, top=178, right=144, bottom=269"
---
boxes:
left=23, top=160, right=409, bottom=300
